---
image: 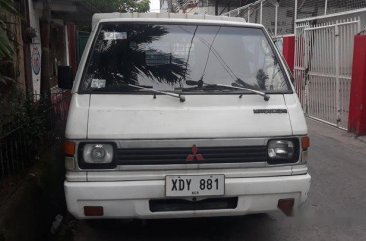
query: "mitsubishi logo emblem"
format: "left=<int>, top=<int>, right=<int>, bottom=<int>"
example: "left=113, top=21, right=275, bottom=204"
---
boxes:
left=186, top=145, right=205, bottom=161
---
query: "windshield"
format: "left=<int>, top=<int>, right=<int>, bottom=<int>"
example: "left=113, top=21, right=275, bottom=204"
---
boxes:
left=79, top=23, right=290, bottom=93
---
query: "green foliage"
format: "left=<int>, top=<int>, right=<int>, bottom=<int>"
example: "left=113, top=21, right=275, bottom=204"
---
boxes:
left=85, top=0, right=150, bottom=13
left=0, top=0, right=17, bottom=59
left=116, top=0, right=150, bottom=12
left=0, top=88, right=51, bottom=140
left=0, top=0, right=20, bottom=85
left=0, top=0, right=18, bottom=15
left=0, top=22, right=13, bottom=59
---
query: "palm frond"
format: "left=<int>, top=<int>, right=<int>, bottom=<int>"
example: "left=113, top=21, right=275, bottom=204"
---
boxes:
left=0, top=0, right=18, bottom=15
left=0, top=27, right=14, bottom=59
left=0, top=73, right=13, bottom=84
left=0, top=0, right=18, bottom=59
left=0, top=19, right=5, bottom=28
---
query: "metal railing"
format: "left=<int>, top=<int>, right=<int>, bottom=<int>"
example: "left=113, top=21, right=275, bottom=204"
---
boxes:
left=221, top=0, right=366, bottom=130
left=297, top=0, right=366, bottom=20
left=0, top=90, right=71, bottom=180
left=222, top=0, right=366, bottom=36
left=162, top=0, right=199, bottom=13
left=294, top=17, right=360, bottom=129
left=222, top=0, right=295, bottom=37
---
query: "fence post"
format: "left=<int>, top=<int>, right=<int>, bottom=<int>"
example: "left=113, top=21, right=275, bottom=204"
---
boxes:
left=275, top=3, right=279, bottom=37
left=66, top=23, right=77, bottom=76
left=248, top=6, right=251, bottom=22
left=348, top=34, right=366, bottom=136
left=282, top=35, right=295, bottom=74
left=324, top=0, right=328, bottom=15
left=260, top=1, right=263, bottom=24
left=335, top=22, right=341, bottom=125
left=294, top=0, right=298, bottom=36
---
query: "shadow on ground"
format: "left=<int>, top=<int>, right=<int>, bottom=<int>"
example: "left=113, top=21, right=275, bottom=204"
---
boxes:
left=72, top=214, right=278, bottom=241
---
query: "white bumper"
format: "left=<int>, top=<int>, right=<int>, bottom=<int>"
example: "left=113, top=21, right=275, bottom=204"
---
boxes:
left=65, top=174, right=311, bottom=219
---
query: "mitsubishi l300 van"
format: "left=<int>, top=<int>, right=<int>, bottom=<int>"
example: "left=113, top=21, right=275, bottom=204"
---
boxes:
left=62, top=13, right=311, bottom=219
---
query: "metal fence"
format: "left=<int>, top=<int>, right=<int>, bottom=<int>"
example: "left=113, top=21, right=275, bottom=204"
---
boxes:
left=221, top=0, right=366, bottom=130
left=222, top=0, right=366, bottom=36
left=297, top=0, right=366, bottom=20
left=223, top=0, right=295, bottom=37
left=0, top=90, right=71, bottom=180
left=294, top=17, right=360, bottom=129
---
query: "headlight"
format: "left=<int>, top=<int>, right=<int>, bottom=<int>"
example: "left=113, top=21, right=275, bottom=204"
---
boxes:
left=267, top=139, right=299, bottom=164
left=83, top=144, right=114, bottom=164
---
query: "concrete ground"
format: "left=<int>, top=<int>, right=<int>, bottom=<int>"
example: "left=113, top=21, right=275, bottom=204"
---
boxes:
left=68, top=118, right=366, bottom=241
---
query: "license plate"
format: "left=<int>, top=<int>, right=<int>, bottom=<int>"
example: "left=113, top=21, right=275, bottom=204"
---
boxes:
left=166, top=175, right=225, bottom=197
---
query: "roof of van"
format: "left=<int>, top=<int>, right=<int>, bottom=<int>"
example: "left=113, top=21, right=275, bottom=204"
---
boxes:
left=91, top=12, right=249, bottom=31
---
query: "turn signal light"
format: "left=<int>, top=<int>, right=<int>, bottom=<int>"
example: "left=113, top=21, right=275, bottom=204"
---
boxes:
left=301, top=136, right=310, bottom=151
left=84, top=206, right=104, bottom=216
left=278, top=198, right=295, bottom=216
left=64, top=141, right=75, bottom=157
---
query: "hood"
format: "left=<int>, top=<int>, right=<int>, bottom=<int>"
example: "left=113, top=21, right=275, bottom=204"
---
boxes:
left=82, top=94, right=293, bottom=139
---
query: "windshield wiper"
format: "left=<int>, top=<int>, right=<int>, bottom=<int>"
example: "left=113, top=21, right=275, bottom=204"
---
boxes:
left=128, top=84, right=186, bottom=102
left=185, top=80, right=270, bottom=101
left=109, top=73, right=185, bottom=102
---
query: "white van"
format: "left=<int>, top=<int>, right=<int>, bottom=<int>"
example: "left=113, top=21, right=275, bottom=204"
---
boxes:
left=61, top=13, right=311, bottom=219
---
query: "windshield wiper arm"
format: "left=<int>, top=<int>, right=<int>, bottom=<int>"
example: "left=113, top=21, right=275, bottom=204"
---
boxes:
left=186, top=80, right=270, bottom=101
left=110, top=73, right=185, bottom=102
left=223, top=83, right=269, bottom=101
left=128, top=84, right=186, bottom=102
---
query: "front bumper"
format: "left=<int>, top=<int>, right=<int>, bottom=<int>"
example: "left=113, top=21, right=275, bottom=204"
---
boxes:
left=65, top=174, right=311, bottom=219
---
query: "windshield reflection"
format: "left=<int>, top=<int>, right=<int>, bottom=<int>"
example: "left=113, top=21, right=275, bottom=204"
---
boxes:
left=80, top=23, right=289, bottom=93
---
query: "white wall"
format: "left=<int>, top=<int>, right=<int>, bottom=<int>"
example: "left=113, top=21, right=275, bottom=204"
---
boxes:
left=150, top=0, right=161, bottom=12
left=28, top=0, right=41, bottom=95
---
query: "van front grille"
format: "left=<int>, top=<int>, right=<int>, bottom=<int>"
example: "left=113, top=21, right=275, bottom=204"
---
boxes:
left=115, top=146, right=267, bottom=165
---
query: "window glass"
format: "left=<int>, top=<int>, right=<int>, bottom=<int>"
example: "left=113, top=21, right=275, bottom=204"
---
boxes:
left=80, top=23, right=290, bottom=93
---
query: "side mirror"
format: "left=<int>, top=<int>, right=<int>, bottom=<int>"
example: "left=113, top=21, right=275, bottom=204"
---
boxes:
left=58, top=66, right=73, bottom=89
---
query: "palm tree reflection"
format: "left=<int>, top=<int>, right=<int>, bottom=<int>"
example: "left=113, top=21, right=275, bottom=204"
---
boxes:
left=233, top=69, right=269, bottom=90
left=85, top=24, right=187, bottom=90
